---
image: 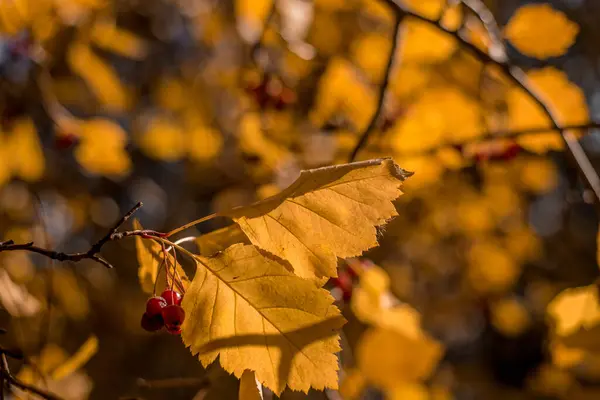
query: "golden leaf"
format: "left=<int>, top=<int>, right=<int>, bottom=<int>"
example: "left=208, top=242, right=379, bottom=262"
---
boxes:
left=90, top=20, right=148, bottom=59
left=509, top=67, right=588, bottom=153
left=6, top=117, right=45, bottom=182
left=137, top=115, right=186, bottom=161
left=467, top=241, right=519, bottom=294
left=181, top=244, right=346, bottom=394
left=223, top=158, right=409, bottom=280
left=74, top=118, right=131, bottom=177
left=400, top=19, right=456, bottom=63
left=52, top=336, right=99, bottom=380
left=389, top=383, right=430, bottom=400
left=134, top=219, right=189, bottom=294
left=504, top=4, right=579, bottom=59
left=188, top=126, right=223, bottom=163
left=403, top=0, right=446, bottom=19
left=351, top=32, right=391, bottom=83
left=547, top=285, right=600, bottom=337
left=490, top=297, right=531, bottom=337
left=196, top=225, right=250, bottom=257
left=356, top=328, right=443, bottom=391
left=68, top=40, right=131, bottom=111
left=239, top=370, right=263, bottom=400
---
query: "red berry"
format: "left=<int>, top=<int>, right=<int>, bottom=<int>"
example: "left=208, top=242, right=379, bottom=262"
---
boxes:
left=161, top=289, right=182, bottom=306
left=141, top=313, right=164, bottom=332
left=55, top=134, right=79, bottom=150
left=162, top=305, right=185, bottom=335
left=146, top=296, right=167, bottom=317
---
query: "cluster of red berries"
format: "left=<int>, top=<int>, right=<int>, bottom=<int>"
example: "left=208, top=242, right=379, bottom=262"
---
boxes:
left=141, top=289, right=185, bottom=335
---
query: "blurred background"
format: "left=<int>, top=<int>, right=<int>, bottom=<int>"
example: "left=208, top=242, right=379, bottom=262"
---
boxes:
left=1, top=0, right=600, bottom=398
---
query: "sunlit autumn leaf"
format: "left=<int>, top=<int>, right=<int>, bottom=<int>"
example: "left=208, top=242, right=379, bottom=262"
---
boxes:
left=181, top=244, right=346, bottom=395
left=137, top=115, right=186, bottom=162
left=239, top=370, right=263, bottom=400
left=356, top=328, right=443, bottom=391
left=90, top=19, right=148, bottom=59
left=504, top=4, right=579, bottom=59
left=5, top=117, right=45, bottom=182
left=74, top=118, right=131, bottom=177
left=400, top=18, right=456, bottom=63
left=547, top=285, right=600, bottom=337
left=508, top=67, right=588, bottom=153
left=68, top=40, right=131, bottom=111
left=224, top=158, right=410, bottom=281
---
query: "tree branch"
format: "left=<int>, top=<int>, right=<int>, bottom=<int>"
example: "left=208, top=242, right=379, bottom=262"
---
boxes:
left=357, top=0, right=600, bottom=202
left=349, top=7, right=404, bottom=162
left=1, top=354, right=62, bottom=400
left=0, top=202, right=166, bottom=269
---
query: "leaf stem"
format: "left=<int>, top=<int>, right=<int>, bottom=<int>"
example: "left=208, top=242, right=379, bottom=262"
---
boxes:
left=166, top=213, right=219, bottom=237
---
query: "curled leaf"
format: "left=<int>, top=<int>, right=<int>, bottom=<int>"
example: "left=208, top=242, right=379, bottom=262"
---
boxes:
left=224, top=158, right=410, bottom=281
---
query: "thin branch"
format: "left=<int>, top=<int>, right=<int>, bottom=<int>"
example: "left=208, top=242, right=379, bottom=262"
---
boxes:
left=1, top=354, right=62, bottom=400
left=349, top=8, right=404, bottom=162
left=0, top=202, right=166, bottom=269
left=371, top=0, right=600, bottom=202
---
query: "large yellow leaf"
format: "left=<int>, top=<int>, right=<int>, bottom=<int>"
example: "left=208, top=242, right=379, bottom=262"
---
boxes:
left=181, top=244, right=345, bottom=395
left=504, top=4, right=579, bottom=59
left=400, top=18, right=456, bottom=63
left=223, top=158, right=410, bottom=280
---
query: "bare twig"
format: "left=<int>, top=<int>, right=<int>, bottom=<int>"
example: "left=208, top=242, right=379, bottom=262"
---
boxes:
left=349, top=8, right=404, bottom=162
left=0, top=202, right=166, bottom=269
left=1, top=354, right=62, bottom=400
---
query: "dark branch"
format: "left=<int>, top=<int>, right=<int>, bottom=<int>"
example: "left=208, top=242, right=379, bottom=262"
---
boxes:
left=0, top=202, right=165, bottom=269
left=349, top=8, right=404, bottom=162
left=1, top=354, right=62, bottom=400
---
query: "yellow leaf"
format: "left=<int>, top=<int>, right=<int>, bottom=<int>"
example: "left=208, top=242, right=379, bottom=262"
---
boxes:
left=6, top=117, right=45, bottom=182
left=239, top=113, right=292, bottom=169
left=403, top=0, right=445, bottom=19
left=189, top=126, right=223, bottom=163
left=239, top=370, right=263, bottom=400
left=356, top=328, right=443, bottom=391
left=68, top=40, right=131, bottom=111
left=504, top=4, right=579, bottom=59
left=509, top=67, right=588, bottom=153
left=518, top=158, right=558, bottom=193
left=400, top=18, right=456, bottom=63
left=137, top=116, right=186, bottom=161
left=547, top=285, right=600, bottom=337
left=196, top=225, right=250, bottom=257
left=74, top=118, right=131, bottom=177
left=339, top=368, right=366, bottom=400
left=90, top=20, right=148, bottom=59
left=310, top=57, right=376, bottom=131
left=134, top=219, right=189, bottom=294
left=236, top=0, right=273, bottom=42
left=223, top=158, right=409, bottom=280
left=181, top=244, right=346, bottom=395
left=467, top=241, right=519, bottom=294
left=351, top=32, right=391, bottom=83
left=52, top=335, right=99, bottom=380
left=490, top=297, right=531, bottom=337
left=391, top=87, right=482, bottom=153
left=389, top=383, right=430, bottom=400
